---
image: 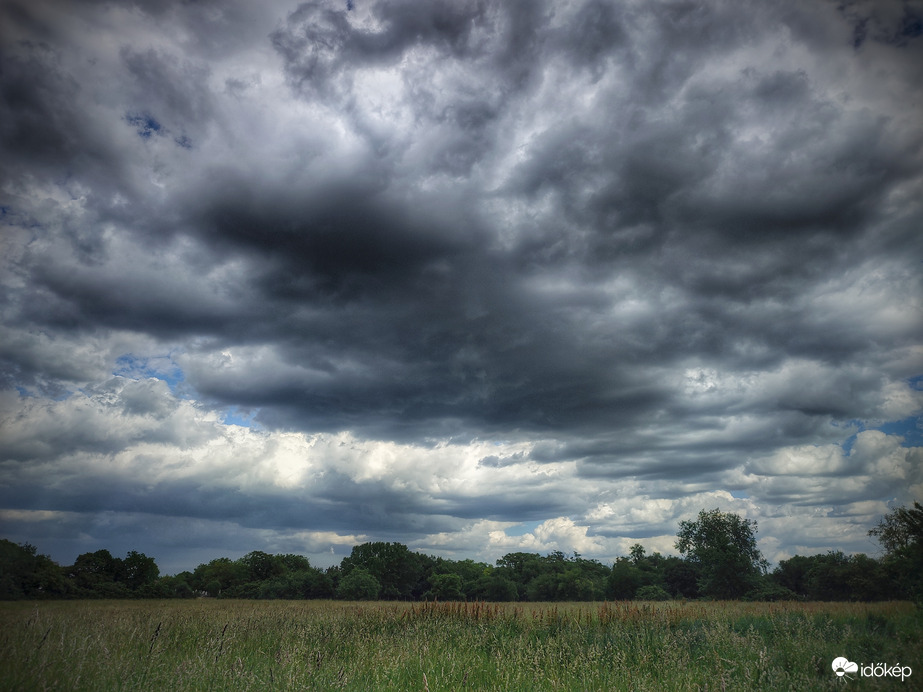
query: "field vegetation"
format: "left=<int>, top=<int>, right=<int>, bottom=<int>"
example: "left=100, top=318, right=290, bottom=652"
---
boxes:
left=2, top=505, right=920, bottom=689
left=1, top=598, right=920, bottom=691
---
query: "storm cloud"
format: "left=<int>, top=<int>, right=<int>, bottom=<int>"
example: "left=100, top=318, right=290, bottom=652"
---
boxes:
left=1, top=0, right=921, bottom=573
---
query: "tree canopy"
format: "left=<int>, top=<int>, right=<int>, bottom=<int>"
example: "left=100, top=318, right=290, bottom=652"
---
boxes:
left=868, top=501, right=923, bottom=602
left=676, top=508, right=768, bottom=599
left=2, top=505, right=919, bottom=602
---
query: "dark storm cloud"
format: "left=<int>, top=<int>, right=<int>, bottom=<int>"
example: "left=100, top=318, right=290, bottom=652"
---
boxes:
left=0, top=48, right=80, bottom=170
left=1, top=0, right=921, bottom=569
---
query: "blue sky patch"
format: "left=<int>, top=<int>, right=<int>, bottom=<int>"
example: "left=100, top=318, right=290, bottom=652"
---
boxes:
left=505, top=520, right=543, bottom=537
left=125, top=112, right=163, bottom=138
left=114, top=353, right=185, bottom=394
left=876, top=417, right=923, bottom=448
left=221, top=406, right=261, bottom=428
left=837, top=414, right=923, bottom=453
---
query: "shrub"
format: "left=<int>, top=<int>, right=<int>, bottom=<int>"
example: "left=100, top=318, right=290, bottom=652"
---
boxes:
left=635, top=585, right=671, bottom=601
left=744, top=580, right=798, bottom=601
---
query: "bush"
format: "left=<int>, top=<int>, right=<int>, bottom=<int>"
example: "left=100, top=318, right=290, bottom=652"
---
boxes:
left=635, top=585, right=671, bottom=601
left=744, top=580, right=798, bottom=601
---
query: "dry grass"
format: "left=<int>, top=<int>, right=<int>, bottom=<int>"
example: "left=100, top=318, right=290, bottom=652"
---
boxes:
left=1, top=599, right=919, bottom=690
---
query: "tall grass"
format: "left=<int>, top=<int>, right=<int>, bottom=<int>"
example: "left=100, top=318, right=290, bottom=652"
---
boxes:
left=1, top=599, right=919, bottom=690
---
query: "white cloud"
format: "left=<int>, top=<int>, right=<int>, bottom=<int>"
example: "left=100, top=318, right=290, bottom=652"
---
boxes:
left=486, top=517, right=605, bottom=556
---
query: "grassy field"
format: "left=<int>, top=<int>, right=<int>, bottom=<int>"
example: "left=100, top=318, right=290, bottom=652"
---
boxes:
left=1, top=599, right=919, bottom=691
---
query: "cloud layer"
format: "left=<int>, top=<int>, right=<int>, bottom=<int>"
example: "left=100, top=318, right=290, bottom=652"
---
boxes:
left=1, top=0, right=921, bottom=573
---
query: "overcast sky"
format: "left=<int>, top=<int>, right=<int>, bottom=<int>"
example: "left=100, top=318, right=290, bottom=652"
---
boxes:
left=1, top=0, right=921, bottom=575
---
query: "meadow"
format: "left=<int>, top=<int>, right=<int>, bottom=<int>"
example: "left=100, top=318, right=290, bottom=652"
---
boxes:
left=1, top=599, right=920, bottom=691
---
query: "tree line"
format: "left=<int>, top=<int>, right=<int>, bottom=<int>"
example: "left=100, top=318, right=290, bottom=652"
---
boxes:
left=2, top=504, right=920, bottom=602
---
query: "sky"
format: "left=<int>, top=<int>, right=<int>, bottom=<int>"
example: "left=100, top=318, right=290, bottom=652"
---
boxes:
left=1, top=0, right=921, bottom=576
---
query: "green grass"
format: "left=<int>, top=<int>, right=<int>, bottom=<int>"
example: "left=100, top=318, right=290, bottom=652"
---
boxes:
left=1, top=600, right=920, bottom=690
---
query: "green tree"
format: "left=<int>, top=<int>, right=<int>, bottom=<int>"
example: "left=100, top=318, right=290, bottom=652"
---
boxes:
left=428, top=558, right=490, bottom=599
left=495, top=552, right=548, bottom=600
left=259, top=568, right=335, bottom=599
left=337, top=567, right=380, bottom=600
left=844, top=553, right=890, bottom=601
left=472, top=571, right=519, bottom=601
left=158, top=574, right=195, bottom=598
left=869, top=502, right=923, bottom=554
left=662, top=556, right=700, bottom=598
left=629, top=544, right=646, bottom=564
left=0, top=540, right=69, bottom=599
left=192, top=557, right=247, bottom=596
left=69, top=550, right=130, bottom=598
left=803, top=551, right=854, bottom=601
left=340, top=542, right=424, bottom=599
left=276, top=554, right=312, bottom=573
left=123, top=551, right=159, bottom=590
left=608, top=556, right=645, bottom=600
left=525, top=571, right=562, bottom=601
left=771, top=551, right=889, bottom=601
left=428, top=573, right=464, bottom=600
left=869, top=502, right=923, bottom=601
left=676, top=509, right=767, bottom=599
left=239, top=551, right=284, bottom=583
left=771, top=554, right=815, bottom=597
